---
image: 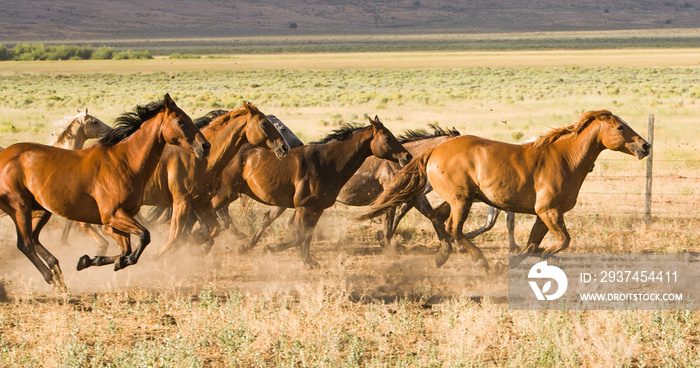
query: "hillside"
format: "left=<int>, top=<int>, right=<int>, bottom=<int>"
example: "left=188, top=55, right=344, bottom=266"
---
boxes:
left=1, top=0, right=699, bottom=41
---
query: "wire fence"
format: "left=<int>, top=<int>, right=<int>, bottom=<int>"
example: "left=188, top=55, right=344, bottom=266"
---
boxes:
left=577, top=159, right=700, bottom=219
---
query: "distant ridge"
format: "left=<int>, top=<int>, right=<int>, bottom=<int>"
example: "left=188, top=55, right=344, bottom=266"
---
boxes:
left=1, top=0, right=699, bottom=41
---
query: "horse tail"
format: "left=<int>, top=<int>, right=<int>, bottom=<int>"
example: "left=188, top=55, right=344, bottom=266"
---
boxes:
left=357, top=148, right=434, bottom=221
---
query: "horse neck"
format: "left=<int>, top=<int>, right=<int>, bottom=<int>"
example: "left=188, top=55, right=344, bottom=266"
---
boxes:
left=322, top=128, right=375, bottom=183
left=551, top=121, right=605, bottom=176
left=111, top=116, right=167, bottom=178
left=202, top=115, right=249, bottom=174
left=54, top=120, right=88, bottom=150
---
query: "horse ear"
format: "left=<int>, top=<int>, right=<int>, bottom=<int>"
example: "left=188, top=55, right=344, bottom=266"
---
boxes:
left=163, top=93, right=175, bottom=109
left=85, top=107, right=88, bottom=115
left=369, top=115, right=383, bottom=128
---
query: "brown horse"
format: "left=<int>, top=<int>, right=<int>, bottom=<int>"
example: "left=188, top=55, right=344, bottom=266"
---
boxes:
left=0, top=94, right=209, bottom=292
left=142, top=103, right=290, bottom=257
left=337, top=125, right=458, bottom=251
left=360, top=110, right=650, bottom=272
left=211, top=117, right=412, bottom=267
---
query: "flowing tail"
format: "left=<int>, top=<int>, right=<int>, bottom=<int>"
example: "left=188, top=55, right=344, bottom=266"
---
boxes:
left=357, top=148, right=435, bottom=221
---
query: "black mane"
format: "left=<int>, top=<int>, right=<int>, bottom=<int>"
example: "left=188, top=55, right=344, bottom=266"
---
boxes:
left=397, top=124, right=460, bottom=143
left=194, top=109, right=228, bottom=129
left=98, top=99, right=165, bottom=146
left=311, top=123, right=369, bottom=144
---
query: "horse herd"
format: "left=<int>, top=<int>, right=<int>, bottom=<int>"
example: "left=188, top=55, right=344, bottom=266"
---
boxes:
left=0, top=94, right=650, bottom=294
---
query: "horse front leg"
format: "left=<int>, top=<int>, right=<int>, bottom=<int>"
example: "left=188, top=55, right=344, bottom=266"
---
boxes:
left=537, top=209, right=570, bottom=256
left=191, top=203, right=222, bottom=255
left=509, top=217, right=549, bottom=268
left=153, top=200, right=192, bottom=258
left=296, top=207, right=323, bottom=269
left=244, top=206, right=287, bottom=254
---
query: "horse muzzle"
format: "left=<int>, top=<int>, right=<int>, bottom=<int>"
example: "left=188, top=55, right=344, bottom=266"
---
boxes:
left=635, top=141, right=651, bottom=159
left=397, top=152, right=413, bottom=167
left=273, top=142, right=290, bottom=159
left=195, top=141, right=211, bottom=159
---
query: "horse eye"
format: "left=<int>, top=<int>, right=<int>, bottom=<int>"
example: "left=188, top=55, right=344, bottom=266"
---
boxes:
left=617, top=125, right=624, bottom=131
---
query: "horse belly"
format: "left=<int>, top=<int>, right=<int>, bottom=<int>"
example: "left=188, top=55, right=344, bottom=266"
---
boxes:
left=36, top=192, right=103, bottom=224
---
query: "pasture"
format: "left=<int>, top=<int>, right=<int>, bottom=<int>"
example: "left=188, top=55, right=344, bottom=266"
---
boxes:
left=0, top=49, right=699, bottom=366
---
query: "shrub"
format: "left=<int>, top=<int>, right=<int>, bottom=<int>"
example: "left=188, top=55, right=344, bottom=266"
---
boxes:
left=91, top=46, right=113, bottom=60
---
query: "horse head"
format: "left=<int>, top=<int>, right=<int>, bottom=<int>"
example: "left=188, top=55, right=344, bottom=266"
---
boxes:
left=268, top=115, right=303, bottom=148
left=242, top=102, right=290, bottom=158
left=368, top=116, right=412, bottom=166
left=595, top=111, right=650, bottom=159
left=77, top=108, right=112, bottom=139
left=162, top=93, right=210, bottom=159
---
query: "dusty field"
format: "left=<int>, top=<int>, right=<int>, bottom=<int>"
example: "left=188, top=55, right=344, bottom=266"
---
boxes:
left=0, top=50, right=699, bottom=366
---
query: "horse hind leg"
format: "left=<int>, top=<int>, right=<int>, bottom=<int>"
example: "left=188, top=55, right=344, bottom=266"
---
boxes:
left=30, top=210, right=67, bottom=291
left=439, top=199, right=490, bottom=273
left=9, top=205, right=66, bottom=292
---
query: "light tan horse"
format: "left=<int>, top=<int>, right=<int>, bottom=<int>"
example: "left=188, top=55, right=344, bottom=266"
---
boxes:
left=50, top=108, right=112, bottom=149
left=0, top=94, right=209, bottom=292
left=360, top=110, right=650, bottom=272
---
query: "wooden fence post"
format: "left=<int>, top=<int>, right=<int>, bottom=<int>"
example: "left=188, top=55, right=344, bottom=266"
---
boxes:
left=644, top=114, right=654, bottom=223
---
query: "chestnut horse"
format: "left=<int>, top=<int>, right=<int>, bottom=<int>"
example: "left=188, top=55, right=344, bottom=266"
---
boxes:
left=142, top=103, right=290, bottom=257
left=360, top=110, right=650, bottom=272
left=0, top=94, right=209, bottom=292
left=337, top=125, right=459, bottom=251
left=211, top=117, right=412, bottom=267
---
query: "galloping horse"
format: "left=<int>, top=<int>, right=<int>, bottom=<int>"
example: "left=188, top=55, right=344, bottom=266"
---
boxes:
left=0, top=94, right=210, bottom=292
left=337, top=125, right=459, bottom=251
left=210, top=115, right=304, bottom=231
left=50, top=108, right=112, bottom=150
left=360, top=110, right=650, bottom=272
left=211, top=117, right=412, bottom=267
left=142, top=103, right=290, bottom=257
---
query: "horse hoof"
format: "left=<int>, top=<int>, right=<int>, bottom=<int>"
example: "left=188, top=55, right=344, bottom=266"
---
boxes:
left=76, top=255, right=91, bottom=271
left=114, top=256, right=128, bottom=271
left=435, top=251, right=450, bottom=268
left=492, top=261, right=507, bottom=276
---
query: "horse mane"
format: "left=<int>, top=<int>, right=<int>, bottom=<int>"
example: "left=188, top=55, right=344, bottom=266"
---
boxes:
left=194, top=109, right=229, bottom=129
left=311, top=123, right=369, bottom=144
left=397, top=124, right=460, bottom=143
left=48, top=112, right=84, bottom=145
left=532, top=109, right=612, bottom=148
left=98, top=99, right=165, bottom=146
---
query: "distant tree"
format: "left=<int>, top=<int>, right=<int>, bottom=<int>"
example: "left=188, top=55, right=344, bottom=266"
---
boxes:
left=0, top=45, right=9, bottom=61
left=413, top=0, right=420, bottom=8
left=603, top=7, right=610, bottom=13
left=288, top=22, right=297, bottom=29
